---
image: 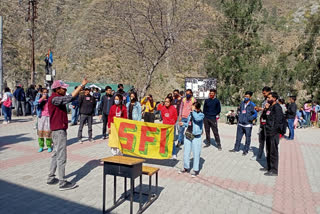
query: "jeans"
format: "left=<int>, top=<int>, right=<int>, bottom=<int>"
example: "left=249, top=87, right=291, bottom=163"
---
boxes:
left=2, top=105, right=12, bottom=122
left=95, top=101, right=100, bottom=116
left=28, top=100, right=35, bottom=116
left=287, top=119, right=295, bottom=139
left=257, top=125, right=266, bottom=159
left=266, top=134, right=279, bottom=173
left=305, top=112, right=311, bottom=127
left=78, top=114, right=93, bottom=140
left=102, top=113, right=109, bottom=137
left=203, top=117, right=221, bottom=147
left=71, top=106, right=79, bottom=125
left=234, top=125, right=252, bottom=152
left=183, top=136, right=202, bottom=172
left=298, top=119, right=306, bottom=127
left=17, top=101, right=26, bottom=116
left=178, top=118, right=188, bottom=143
left=48, top=130, right=67, bottom=183
left=172, top=125, right=177, bottom=155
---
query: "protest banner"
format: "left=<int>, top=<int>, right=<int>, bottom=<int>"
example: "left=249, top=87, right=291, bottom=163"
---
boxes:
left=108, top=118, right=174, bottom=159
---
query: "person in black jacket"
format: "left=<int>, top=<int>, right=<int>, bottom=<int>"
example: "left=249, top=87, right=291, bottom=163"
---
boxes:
left=286, top=96, right=297, bottom=140
left=203, top=89, right=222, bottom=150
left=261, top=92, right=284, bottom=176
left=77, top=88, right=96, bottom=143
left=99, top=86, right=114, bottom=139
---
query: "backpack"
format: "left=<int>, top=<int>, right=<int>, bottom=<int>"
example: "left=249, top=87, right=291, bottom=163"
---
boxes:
left=3, top=94, right=12, bottom=108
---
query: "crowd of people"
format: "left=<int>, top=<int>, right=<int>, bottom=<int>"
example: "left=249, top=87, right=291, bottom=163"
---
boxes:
left=1, top=79, right=320, bottom=190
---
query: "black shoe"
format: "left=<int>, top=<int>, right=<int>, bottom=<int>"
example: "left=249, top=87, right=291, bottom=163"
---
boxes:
left=259, top=167, right=268, bottom=171
left=103, top=136, right=107, bottom=140
left=264, top=171, right=278, bottom=176
left=47, top=178, right=59, bottom=185
left=218, top=146, right=222, bottom=151
left=59, top=181, right=78, bottom=191
left=242, top=152, right=248, bottom=156
left=177, top=142, right=182, bottom=148
left=204, top=143, right=210, bottom=148
left=229, top=149, right=239, bottom=152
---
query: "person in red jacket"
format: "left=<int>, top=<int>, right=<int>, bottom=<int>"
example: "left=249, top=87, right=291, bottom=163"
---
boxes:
left=108, top=94, right=128, bottom=155
left=161, top=97, right=178, bottom=159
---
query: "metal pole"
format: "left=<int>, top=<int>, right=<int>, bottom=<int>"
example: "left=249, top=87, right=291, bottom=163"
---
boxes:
left=30, top=0, right=36, bottom=85
left=0, top=16, right=3, bottom=96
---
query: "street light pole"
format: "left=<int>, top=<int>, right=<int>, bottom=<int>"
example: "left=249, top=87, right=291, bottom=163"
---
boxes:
left=27, top=0, right=38, bottom=85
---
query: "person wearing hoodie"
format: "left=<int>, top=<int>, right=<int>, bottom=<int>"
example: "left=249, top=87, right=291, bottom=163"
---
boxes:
left=77, top=88, right=96, bottom=143
left=99, top=86, right=115, bottom=139
left=178, top=102, right=204, bottom=177
left=229, top=91, right=257, bottom=156
left=126, top=92, right=142, bottom=121
left=161, top=97, right=178, bottom=159
left=108, top=94, right=128, bottom=155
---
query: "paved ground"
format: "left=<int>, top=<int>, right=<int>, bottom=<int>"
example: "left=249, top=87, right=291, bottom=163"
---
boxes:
left=0, top=116, right=319, bottom=214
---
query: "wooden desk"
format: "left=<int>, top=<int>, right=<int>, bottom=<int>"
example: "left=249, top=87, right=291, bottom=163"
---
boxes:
left=101, top=156, right=145, bottom=214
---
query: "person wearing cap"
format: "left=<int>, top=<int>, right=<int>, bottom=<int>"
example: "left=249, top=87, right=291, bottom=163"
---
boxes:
left=229, top=91, right=257, bottom=156
left=47, top=78, right=88, bottom=191
left=77, top=87, right=96, bottom=143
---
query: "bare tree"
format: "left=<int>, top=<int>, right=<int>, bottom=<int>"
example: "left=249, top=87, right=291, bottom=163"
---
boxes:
left=110, top=0, right=201, bottom=98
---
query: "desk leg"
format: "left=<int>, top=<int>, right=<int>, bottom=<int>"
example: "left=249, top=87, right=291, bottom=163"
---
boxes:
left=130, top=178, right=134, bottom=214
left=156, top=172, right=158, bottom=195
left=124, top=177, right=127, bottom=197
left=114, top=175, right=117, bottom=205
left=139, top=175, right=142, bottom=211
left=102, top=170, right=106, bottom=214
left=148, top=176, right=152, bottom=201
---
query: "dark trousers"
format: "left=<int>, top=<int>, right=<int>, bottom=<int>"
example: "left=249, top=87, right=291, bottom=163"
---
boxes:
left=257, top=125, right=266, bottom=159
left=144, top=112, right=155, bottom=123
left=78, top=114, right=93, bottom=140
left=102, top=113, right=109, bottom=137
left=204, top=117, right=221, bottom=147
left=234, top=125, right=252, bottom=152
left=266, top=134, right=279, bottom=173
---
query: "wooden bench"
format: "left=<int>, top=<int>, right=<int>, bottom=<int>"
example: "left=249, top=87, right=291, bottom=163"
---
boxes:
left=135, top=166, right=160, bottom=213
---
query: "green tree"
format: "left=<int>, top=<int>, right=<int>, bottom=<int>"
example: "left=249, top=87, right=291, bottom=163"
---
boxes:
left=204, top=0, right=269, bottom=105
left=294, top=14, right=320, bottom=100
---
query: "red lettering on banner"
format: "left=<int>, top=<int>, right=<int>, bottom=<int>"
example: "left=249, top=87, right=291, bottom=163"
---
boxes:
left=118, top=123, right=136, bottom=150
left=139, top=126, right=157, bottom=152
left=160, top=128, right=167, bottom=154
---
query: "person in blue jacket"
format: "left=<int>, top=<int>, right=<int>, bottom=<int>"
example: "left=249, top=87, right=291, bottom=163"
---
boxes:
left=178, top=101, right=204, bottom=177
left=229, top=91, right=257, bottom=156
left=70, top=86, right=80, bottom=125
left=126, top=92, right=142, bottom=121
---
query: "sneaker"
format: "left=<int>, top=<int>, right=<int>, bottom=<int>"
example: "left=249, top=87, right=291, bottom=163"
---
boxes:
left=259, top=167, right=268, bottom=171
left=172, top=155, right=177, bottom=160
left=229, top=149, right=239, bottom=153
left=250, top=155, right=257, bottom=161
left=103, top=136, right=107, bottom=140
left=47, top=178, right=59, bottom=185
left=38, top=148, right=43, bottom=152
left=242, top=152, right=248, bottom=156
left=218, top=146, right=222, bottom=151
left=191, top=170, right=199, bottom=178
left=48, top=148, right=52, bottom=153
left=3, top=121, right=8, bottom=124
left=89, top=139, right=95, bottom=143
left=7, top=121, right=10, bottom=124
left=59, top=181, right=78, bottom=191
left=203, top=143, right=210, bottom=148
left=79, top=139, right=83, bottom=144
left=178, top=168, right=188, bottom=174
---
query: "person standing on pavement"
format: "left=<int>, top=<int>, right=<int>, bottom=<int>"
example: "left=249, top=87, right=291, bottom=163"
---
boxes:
left=77, top=88, right=96, bottom=143
left=141, top=94, right=156, bottom=123
left=229, top=91, right=257, bottom=156
left=304, top=100, right=312, bottom=127
left=108, top=94, right=128, bottom=155
left=286, top=96, right=297, bottom=140
left=35, top=88, right=52, bottom=153
left=70, top=86, right=80, bottom=126
left=203, top=89, right=222, bottom=150
left=0, top=87, right=13, bottom=124
left=161, top=97, right=178, bottom=159
left=26, top=84, right=38, bottom=116
left=177, top=89, right=196, bottom=147
left=261, top=92, right=284, bottom=176
left=251, top=86, right=271, bottom=161
left=126, top=92, right=142, bottom=121
left=13, top=84, right=26, bottom=116
left=93, top=88, right=101, bottom=116
left=179, top=102, right=204, bottom=177
left=99, top=86, right=114, bottom=139
left=114, top=84, right=128, bottom=105
left=47, top=78, right=88, bottom=190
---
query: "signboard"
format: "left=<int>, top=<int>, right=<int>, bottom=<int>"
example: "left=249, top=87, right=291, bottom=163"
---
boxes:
left=185, top=77, right=217, bottom=99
